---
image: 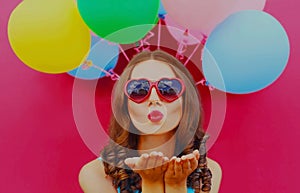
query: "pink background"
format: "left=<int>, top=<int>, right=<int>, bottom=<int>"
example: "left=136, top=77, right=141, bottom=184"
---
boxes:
left=1, top=0, right=299, bottom=192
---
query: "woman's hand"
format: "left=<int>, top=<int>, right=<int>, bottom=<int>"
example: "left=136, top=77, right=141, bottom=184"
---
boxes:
left=124, top=151, right=169, bottom=183
left=164, top=150, right=200, bottom=191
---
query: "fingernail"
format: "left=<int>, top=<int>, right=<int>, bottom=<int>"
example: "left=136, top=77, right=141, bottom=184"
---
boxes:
left=150, top=151, right=158, bottom=156
left=171, top=156, right=177, bottom=160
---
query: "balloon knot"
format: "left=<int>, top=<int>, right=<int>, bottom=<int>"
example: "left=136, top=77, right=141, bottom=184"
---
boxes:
left=196, top=79, right=215, bottom=90
left=82, top=60, right=93, bottom=70
left=84, top=60, right=93, bottom=67
left=158, top=14, right=165, bottom=19
left=201, top=34, right=208, bottom=45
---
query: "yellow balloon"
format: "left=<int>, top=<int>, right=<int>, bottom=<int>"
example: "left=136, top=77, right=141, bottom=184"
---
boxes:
left=8, top=0, right=91, bottom=74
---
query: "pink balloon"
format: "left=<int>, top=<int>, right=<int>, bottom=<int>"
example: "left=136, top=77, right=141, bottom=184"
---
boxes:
left=165, top=16, right=205, bottom=45
left=162, top=0, right=266, bottom=35
left=234, top=0, right=266, bottom=11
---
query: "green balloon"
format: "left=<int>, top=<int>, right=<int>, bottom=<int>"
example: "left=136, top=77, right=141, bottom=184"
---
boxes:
left=77, top=0, right=159, bottom=44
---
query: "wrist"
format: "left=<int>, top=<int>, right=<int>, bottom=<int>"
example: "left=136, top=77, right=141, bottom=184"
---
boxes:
left=142, top=177, right=164, bottom=185
left=165, top=180, right=187, bottom=188
left=165, top=180, right=187, bottom=193
left=142, top=179, right=164, bottom=192
left=165, top=177, right=187, bottom=186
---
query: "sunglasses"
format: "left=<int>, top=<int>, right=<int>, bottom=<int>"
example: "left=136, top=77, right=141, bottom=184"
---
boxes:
left=124, top=78, right=185, bottom=103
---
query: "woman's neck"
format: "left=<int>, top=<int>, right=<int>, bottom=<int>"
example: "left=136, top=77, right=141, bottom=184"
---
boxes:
left=138, top=130, right=176, bottom=158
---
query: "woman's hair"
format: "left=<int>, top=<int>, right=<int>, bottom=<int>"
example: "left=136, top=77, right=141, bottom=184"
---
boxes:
left=101, top=50, right=212, bottom=193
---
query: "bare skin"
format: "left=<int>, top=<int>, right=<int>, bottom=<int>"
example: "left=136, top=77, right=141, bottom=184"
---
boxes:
left=124, top=150, right=200, bottom=193
left=125, top=152, right=169, bottom=193
left=164, top=150, right=200, bottom=193
left=79, top=155, right=222, bottom=193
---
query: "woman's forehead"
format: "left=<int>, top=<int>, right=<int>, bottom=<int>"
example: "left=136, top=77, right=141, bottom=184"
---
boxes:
left=130, top=59, right=176, bottom=80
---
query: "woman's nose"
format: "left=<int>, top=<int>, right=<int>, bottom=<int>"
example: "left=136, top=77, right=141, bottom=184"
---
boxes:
left=148, top=87, right=161, bottom=105
left=149, top=87, right=159, bottom=100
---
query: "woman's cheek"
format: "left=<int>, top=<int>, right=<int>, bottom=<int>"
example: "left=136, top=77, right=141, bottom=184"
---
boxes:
left=166, top=98, right=182, bottom=117
left=163, top=98, right=182, bottom=128
left=128, top=101, right=148, bottom=122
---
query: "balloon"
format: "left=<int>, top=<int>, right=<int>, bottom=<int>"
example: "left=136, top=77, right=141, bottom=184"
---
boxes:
left=77, top=0, right=159, bottom=44
left=158, top=0, right=167, bottom=17
left=8, top=0, right=91, bottom=74
left=68, top=37, right=119, bottom=80
left=233, top=0, right=266, bottom=11
left=165, top=16, right=203, bottom=45
left=90, top=35, right=101, bottom=45
left=202, top=10, right=290, bottom=94
left=162, top=0, right=266, bottom=35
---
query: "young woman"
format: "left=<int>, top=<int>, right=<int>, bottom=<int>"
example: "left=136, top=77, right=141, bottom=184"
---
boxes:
left=79, top=50, right=222, bottom=193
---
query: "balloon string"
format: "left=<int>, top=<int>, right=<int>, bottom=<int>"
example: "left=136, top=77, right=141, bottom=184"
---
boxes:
left=201, top=34, right=208, bottom=45
left=176, top=44, right=187, bottom=60
left=195, top=79, right=215, bottom=90
left=184, top=33, right=207, bottom=66
left=144, top=31, right=155, bottom=49
left=82, top=60, right=120, bottom=81
left=135, top=31, right=155, bottom=53
left=157, top=18, right=162, bottom=49
left=184, top=42, right=200, bottom=66
left=134, top=41, right=141, bottom=53
left=107, top=69, right=120, bottom=81
left=199, top=34, right=208, bottom=60
left=176, top=35, right=188, bottom=61
left=92, top=65, right=120, bottom=81
left=119, top=45, right=130, bottom=62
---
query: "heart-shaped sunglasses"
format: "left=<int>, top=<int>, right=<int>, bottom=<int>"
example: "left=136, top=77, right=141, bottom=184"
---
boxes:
left=124, top=78, right=185, bottom=103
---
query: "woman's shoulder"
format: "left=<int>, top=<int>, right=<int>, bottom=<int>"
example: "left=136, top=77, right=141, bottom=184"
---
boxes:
left=206, top=157, right=222, bottom=193
left=79, top=158, right=117, bottom=193
left=207, top=157, right=222, bottom=173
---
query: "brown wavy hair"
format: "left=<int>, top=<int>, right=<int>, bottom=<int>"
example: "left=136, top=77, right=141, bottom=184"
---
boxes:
left=100, top=50, right=212, bottom=193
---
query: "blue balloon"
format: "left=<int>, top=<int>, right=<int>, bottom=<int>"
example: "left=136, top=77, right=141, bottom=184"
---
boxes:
left=158, top=0, right=167, bottom=17
left=68, top=37, right=119, bottom=80
left=90, top=35, right=101, bottom=45
left=202, top=10, right=290, bottom=94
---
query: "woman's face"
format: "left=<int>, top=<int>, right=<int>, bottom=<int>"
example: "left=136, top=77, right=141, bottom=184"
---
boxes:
left=127, top=59, right=183, bottom=135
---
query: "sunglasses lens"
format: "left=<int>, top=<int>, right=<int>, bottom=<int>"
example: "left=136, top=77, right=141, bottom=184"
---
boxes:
left=158, top=79, right=183, bottom=101
left=126, top=79, right=150, bottom=102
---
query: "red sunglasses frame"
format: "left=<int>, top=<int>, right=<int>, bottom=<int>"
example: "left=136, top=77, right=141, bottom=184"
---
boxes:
left=124, top=77, right=185, bottom=103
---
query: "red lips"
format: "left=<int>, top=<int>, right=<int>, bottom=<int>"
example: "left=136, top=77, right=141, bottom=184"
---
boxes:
left=147, top=110, right=164, bottom=122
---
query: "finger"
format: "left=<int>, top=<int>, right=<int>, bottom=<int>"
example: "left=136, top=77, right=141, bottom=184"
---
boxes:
left=182, top=156, right=190, bottom=173
left=155, top=152, right=164, bottom=168
left=193, top=150, right=200, bottom=160
left=170, top=156, right=177, bottom=161
left=174, top=158, right=182, bottom=174
left=137, top=153, right=149, bottom=170
left=124, top=158, right=134, bottom=168
left=189, top=156, right=198, bottom=171
left=161, top=156, right=169, bottom=171
left=166, top=157, right=176, bottom=176
left=125, top=157, right=139, bottom=170
left=147, top=151, right=158, bottom=169
left=185, top=153, right=195, bottom=160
